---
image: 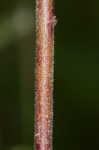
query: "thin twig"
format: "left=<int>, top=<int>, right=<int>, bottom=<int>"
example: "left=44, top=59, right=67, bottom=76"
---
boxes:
left=34, top=0, right=56, bottom=150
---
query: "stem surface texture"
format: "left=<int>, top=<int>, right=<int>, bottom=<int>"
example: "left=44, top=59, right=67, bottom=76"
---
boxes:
left=35, top=0, right=56, bottom=150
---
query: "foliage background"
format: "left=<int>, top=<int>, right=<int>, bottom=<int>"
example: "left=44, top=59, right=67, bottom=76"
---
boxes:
left=0, top=0, right=99, bottom=150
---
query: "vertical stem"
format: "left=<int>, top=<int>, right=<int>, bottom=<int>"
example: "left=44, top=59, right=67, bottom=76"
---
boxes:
left=35, top=0, right=56, bottom=150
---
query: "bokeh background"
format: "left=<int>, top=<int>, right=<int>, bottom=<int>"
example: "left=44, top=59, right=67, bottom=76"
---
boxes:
left=0, top=0, right=99, bottom=150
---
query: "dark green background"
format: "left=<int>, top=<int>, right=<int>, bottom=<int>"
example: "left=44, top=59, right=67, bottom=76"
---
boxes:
left=0, top=0, right=99, bottom=150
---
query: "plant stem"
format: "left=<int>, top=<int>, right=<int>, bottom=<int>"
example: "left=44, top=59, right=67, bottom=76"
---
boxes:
left=35, top=0, right=56, bottom=150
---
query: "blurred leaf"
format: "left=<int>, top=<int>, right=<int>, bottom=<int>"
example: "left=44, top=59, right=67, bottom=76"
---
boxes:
left=10, top=145, right=32, bottom=150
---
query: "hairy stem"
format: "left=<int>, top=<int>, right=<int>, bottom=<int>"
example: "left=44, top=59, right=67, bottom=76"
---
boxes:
left=34, top=0, right=56, bottom=150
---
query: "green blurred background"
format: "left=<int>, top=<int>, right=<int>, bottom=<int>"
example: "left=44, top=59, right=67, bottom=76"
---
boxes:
left=0, top=0, right=99, bottom=150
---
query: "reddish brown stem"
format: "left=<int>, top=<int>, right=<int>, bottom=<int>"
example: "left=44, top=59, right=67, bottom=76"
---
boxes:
left=34, top=0, right=56, bottom=150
